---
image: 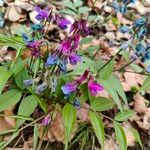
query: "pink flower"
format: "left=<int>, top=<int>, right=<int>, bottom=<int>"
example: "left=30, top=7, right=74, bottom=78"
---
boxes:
left=42, top=114, right=51, bottom=126
left=88, top=80, right=104, bottom=96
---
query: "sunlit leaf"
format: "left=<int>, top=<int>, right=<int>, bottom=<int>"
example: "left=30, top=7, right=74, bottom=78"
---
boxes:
left=89, top=111, right=105, bottom=150
left=115, top=110, right=136, bottom=121
left=91, top=97, right=115, bottom=111
left=114, top=121, right=127, bottom=150
left=0, top=90, right=22, bottom=112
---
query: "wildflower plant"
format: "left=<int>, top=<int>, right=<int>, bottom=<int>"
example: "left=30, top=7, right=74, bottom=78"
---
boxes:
left=0, top=0, right=149, bottom=150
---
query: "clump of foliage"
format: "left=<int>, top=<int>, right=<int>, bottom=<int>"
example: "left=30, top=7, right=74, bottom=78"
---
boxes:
left=0, top=0, right=149, bottom=149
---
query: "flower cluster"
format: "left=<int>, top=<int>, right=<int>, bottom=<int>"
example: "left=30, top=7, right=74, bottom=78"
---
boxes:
left=61, top=69, right=104, bottom=98
left=22, top=33, right=43, bottom=57
left=112, top=0, right=136, bottom=14
left=46, top=19, right=89, bottom=73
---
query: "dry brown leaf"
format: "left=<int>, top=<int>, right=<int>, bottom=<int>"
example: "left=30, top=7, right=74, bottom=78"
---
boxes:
left=133, top=93, right=147, bottom=114
left=136, top=108, right=150, bottom=130
left=4, top=3, right=25, bottom=22
left=22, top=142, right=30, bottom=150
left=51, top=110, right=65, bottom=142
left=124, top=72, right=139, bottom=87
left=77, top=103, right=90, bottom=122
left=0, top=116, right=13, bottom=132
left=104, top=138, right=118, bottom=150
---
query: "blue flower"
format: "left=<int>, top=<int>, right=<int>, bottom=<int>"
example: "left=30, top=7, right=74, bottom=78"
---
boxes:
left=134, top=16, right=147, bottom=27
left=119, top=26, right=130, bottom=33
left=73, top=98, right=80, bottom=108
left=112, top=1, right=120, bottom=12
left=23, top=79, right=33, bottom=86
left=31, top=24, right=42, bottom=31
left=137, top=27, right=147, bottom=39
left=0, top=15, right=4, bottom=27
left=146, top=65, right=150, bottom=73
left=120, top=5, right=127, bottom=14
left=58, top=60, right=68, bottom=72
left=61, top=83, right=77, bottom=95
left=46, top=55, right=59, bottom=66
left=35, top=83, right=47, bottom=94
left=135, top=43, right=145, bottom=52
left=51, top=78, right=57, bottom=92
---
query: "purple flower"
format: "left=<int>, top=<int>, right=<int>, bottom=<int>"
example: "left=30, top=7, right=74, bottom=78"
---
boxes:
left=73, top=34, right=80, bottom=49
left=27, top=40, right=43, bottom=50
left=46, top=55, right=59, bottom=66
left=42, top=114, right=51, bottom=126
left=35, top=6, right=49, bottom=20
left=31, top=49, right=40, bottom=57
left=70, top=20, right=90, bottom=35
left=60, top=39, right=71, bottom=53
left=77, top=69, right=89, bottom=84
left=69, top=53, right=82, bottom=65
left=88, top=80, right=104, bottom=96
left=56, top=17, right=71, bottom=29
left=61, top=83, right=77, bottom=95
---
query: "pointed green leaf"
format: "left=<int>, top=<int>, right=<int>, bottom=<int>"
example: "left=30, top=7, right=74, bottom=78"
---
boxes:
left=91, top=97, right=115, bottom=111
left=140, top=76, right=150, bottom=91
left=115, top=110, right=136, bottom=122
left=100, top=58, right=115, bottom=80
left=33, top=124, right=39, bottom=150
left=80, top=37, right=93, bottom=44
left=0, top=67, right=12, bottom=94
left=16, top=95, right=38, bottom=128
left=130, top=128, right=143, bottom=150
left=62, top=103, right=77, bottom=149
left=89, top=111, right=105, bottom=150
left=109, top=75, right=128, bottom=105
left=114, top=121, right=127, bottom=150
left=0, top=90, right=22, bottom=112
left=98, top=79, right=123, bottom=112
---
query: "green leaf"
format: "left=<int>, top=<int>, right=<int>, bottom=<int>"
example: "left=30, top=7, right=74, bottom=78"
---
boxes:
left=130, top=128, right=143, bottom=150
left=140, top=76, right=150, bottom=91
left=91, top=97, right=115, bottom=111
left=0, top=67, right=12, bottom=94
left=98, top=78, right=123, bottom=112
left=33, top=124, right=39, bottom=150
left=15, top=67, right=29, bottom=90
left=0, top=129, right=15, bottom=136
left=115, top=110, right=136, bottom=121
left=100, top=58, right=115, bottom=80
left=0, top=131, right=19, bottom=149
left=11, top=58, right=25, bottom=76
left=16, top=95, right=38, bottom=128
left=62, top=104, right=77, bottom=150
left=78, top=6, right=89, bottom=14
left=108, top=75, right=128, bottom=105
left=86, top=45, right=100, bottom=52
left=114, top=121, right=127, bottom=150
left=0, top=90, right=22, bottom=112
left=89, top=111, right=105, bottom=150
left=27, top=88, right=48, bottom=113
left=60, top=9, right=77, bottom=15
left=80, top=37, right=93, bottom=44
left=73, top=0, right=83, bottom=7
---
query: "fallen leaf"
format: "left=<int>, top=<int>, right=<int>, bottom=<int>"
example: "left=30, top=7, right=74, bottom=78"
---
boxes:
left=133, top=93, right=147, bottom=114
